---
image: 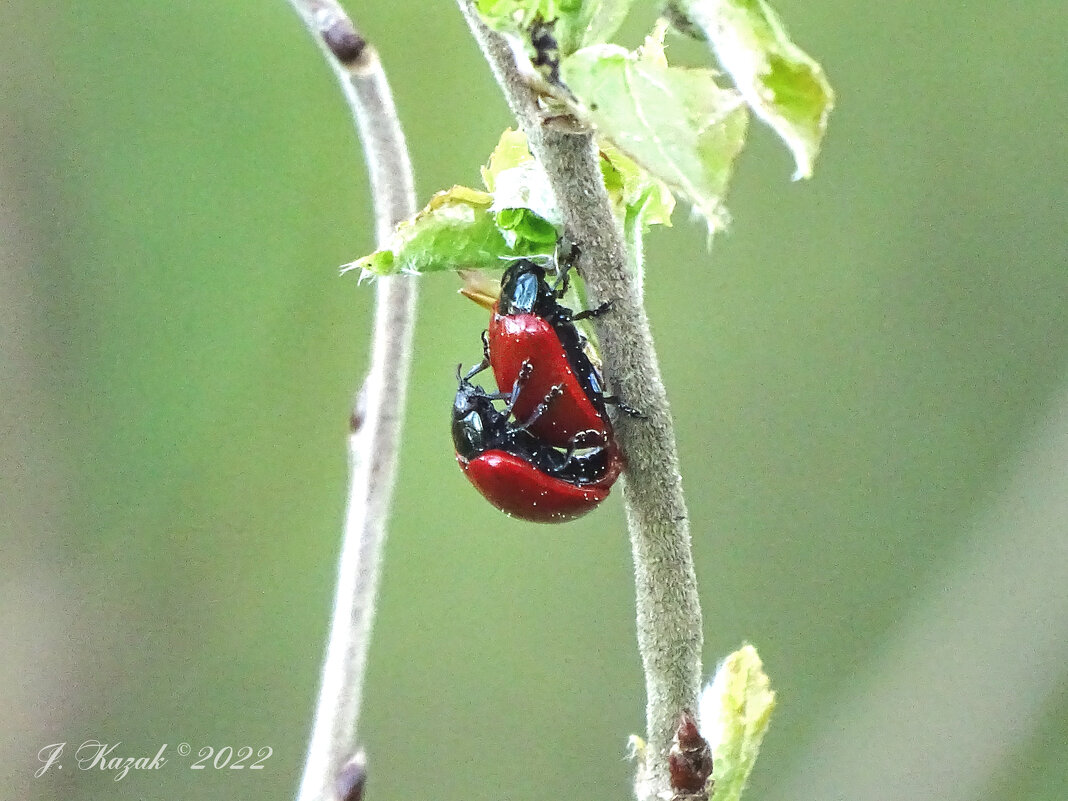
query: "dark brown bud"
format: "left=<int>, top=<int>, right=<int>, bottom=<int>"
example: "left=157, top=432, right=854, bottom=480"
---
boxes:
left=322, top=18, right=366, bottom=64
left=335, top=751, right=367, bottom=801
left=349, top=386, right=368, bottom=433
left=668, top=710, right=714, bottom=795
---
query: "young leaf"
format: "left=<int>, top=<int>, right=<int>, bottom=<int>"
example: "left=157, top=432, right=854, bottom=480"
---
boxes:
left=481, top=127, right=538, bottom=191
left=482, top=128, right=562, bottom=251
left=347, top=123, right=681, bottom=279
left=599, top=140, right=675, bottom=291
left=699, top=644, right=776, bottom=801
left=671, top=0, right=835, bottom=179
left=489, top=128, right=675, bottom=236
left=565, top=0, right=634, bottom=52
left=346, top=186, right=531, bottom=276
left=486, top=153, right=561, bottom=237
left=349, top=131, right=567, bottom=277
left=475, top=0, right=634, bottom=55
left=560, top=24, right=748, bottom=230
left=599, top=140, right=675, bottom=232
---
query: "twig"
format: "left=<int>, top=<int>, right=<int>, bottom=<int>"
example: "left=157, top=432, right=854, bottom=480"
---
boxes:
left=284, top=3, right=417, bottom=800
left=456, top=4, right=704, bottom=798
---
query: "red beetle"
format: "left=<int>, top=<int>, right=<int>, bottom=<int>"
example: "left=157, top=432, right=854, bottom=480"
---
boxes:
left=464, top=257, right=614, bottom=449
left=452, top=366, right=621, bottom=523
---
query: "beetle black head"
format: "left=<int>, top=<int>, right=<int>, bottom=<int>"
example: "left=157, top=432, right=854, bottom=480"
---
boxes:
left=452, top=406, right=487, bottom=463
left=497, top=259, right=551, bottom=316
left=452, top=376, right=493, bottom=462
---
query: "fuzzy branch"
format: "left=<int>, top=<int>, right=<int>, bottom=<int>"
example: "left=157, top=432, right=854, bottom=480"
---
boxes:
left=285, top=3, right=417, bottom=801
left=456, top=3, right=704, bottom=798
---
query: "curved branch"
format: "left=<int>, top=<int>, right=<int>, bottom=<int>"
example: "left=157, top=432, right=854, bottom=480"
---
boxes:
left=285, top=3, right=417, bottom=800
left=456, top=4, right=704, bottom=798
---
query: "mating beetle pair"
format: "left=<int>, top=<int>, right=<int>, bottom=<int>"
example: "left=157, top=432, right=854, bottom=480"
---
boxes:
left=451, top=255, right=632, bottom=523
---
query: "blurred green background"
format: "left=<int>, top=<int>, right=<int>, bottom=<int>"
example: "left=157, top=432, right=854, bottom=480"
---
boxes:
left=3, top=2, right=1066, bottom=800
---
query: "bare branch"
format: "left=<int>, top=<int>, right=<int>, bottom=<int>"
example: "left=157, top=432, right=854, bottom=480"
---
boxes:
left=285, top=3, right=417, bottom=800
left=455, top=5, right=704, bottom=798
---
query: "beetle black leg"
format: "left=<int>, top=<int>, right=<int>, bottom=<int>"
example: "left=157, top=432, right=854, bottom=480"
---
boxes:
left=460, top=359, right=490, bottom=383
left=550, top=239, right=582, bottom=298
left=546, top=429, right=609, bottom=479
left=562, top=429, right=608, bottom=457
left=556, top=238, right=581, bottom=272
left=458, top=360, right=514, bottom=402
left=572, top=300, right=612, bottom=321
left=501, top=360, right=534, bottom=415
left=512, top=384, right=564, bottom=431
left=551, top=266, right=572, bottom=297
left=604, top=395, right=646, bottom=419
left=481, top=329, right=491, bottom=360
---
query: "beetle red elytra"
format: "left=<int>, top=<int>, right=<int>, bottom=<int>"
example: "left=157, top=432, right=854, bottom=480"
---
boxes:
left=451, top=364, right=621, bottom=523
left=467, top=254, right=615, bottom=448
left=452, top=247, right=645, bottom=522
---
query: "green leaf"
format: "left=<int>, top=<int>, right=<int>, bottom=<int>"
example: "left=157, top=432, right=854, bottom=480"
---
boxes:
left=565, top=0, right=634, bottom=52
left=671, top=0, right=835, bottom=179
left=599, top=140, right=675, bottom=291
left=481, top=129, right=563, bottom=251
left=495, top=206, right=560, bottom=252
left=560, top=23, right=748, bottom=230
left=486, top=150, right=561, bottom=230
left=475, top=0, right=578, bottom=32
left=700, top=644, right=776, bottom=801
left=345, top=185, right=545, bottom=276
left=348, top=125, right=677, bottom=278
left=599, top=140, right=675, bottom=232
left=480, top=128, right=536, bottom=192
left=487, top=128, right=675, bottom=236
left=475, top=0, right=633, bottom=55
